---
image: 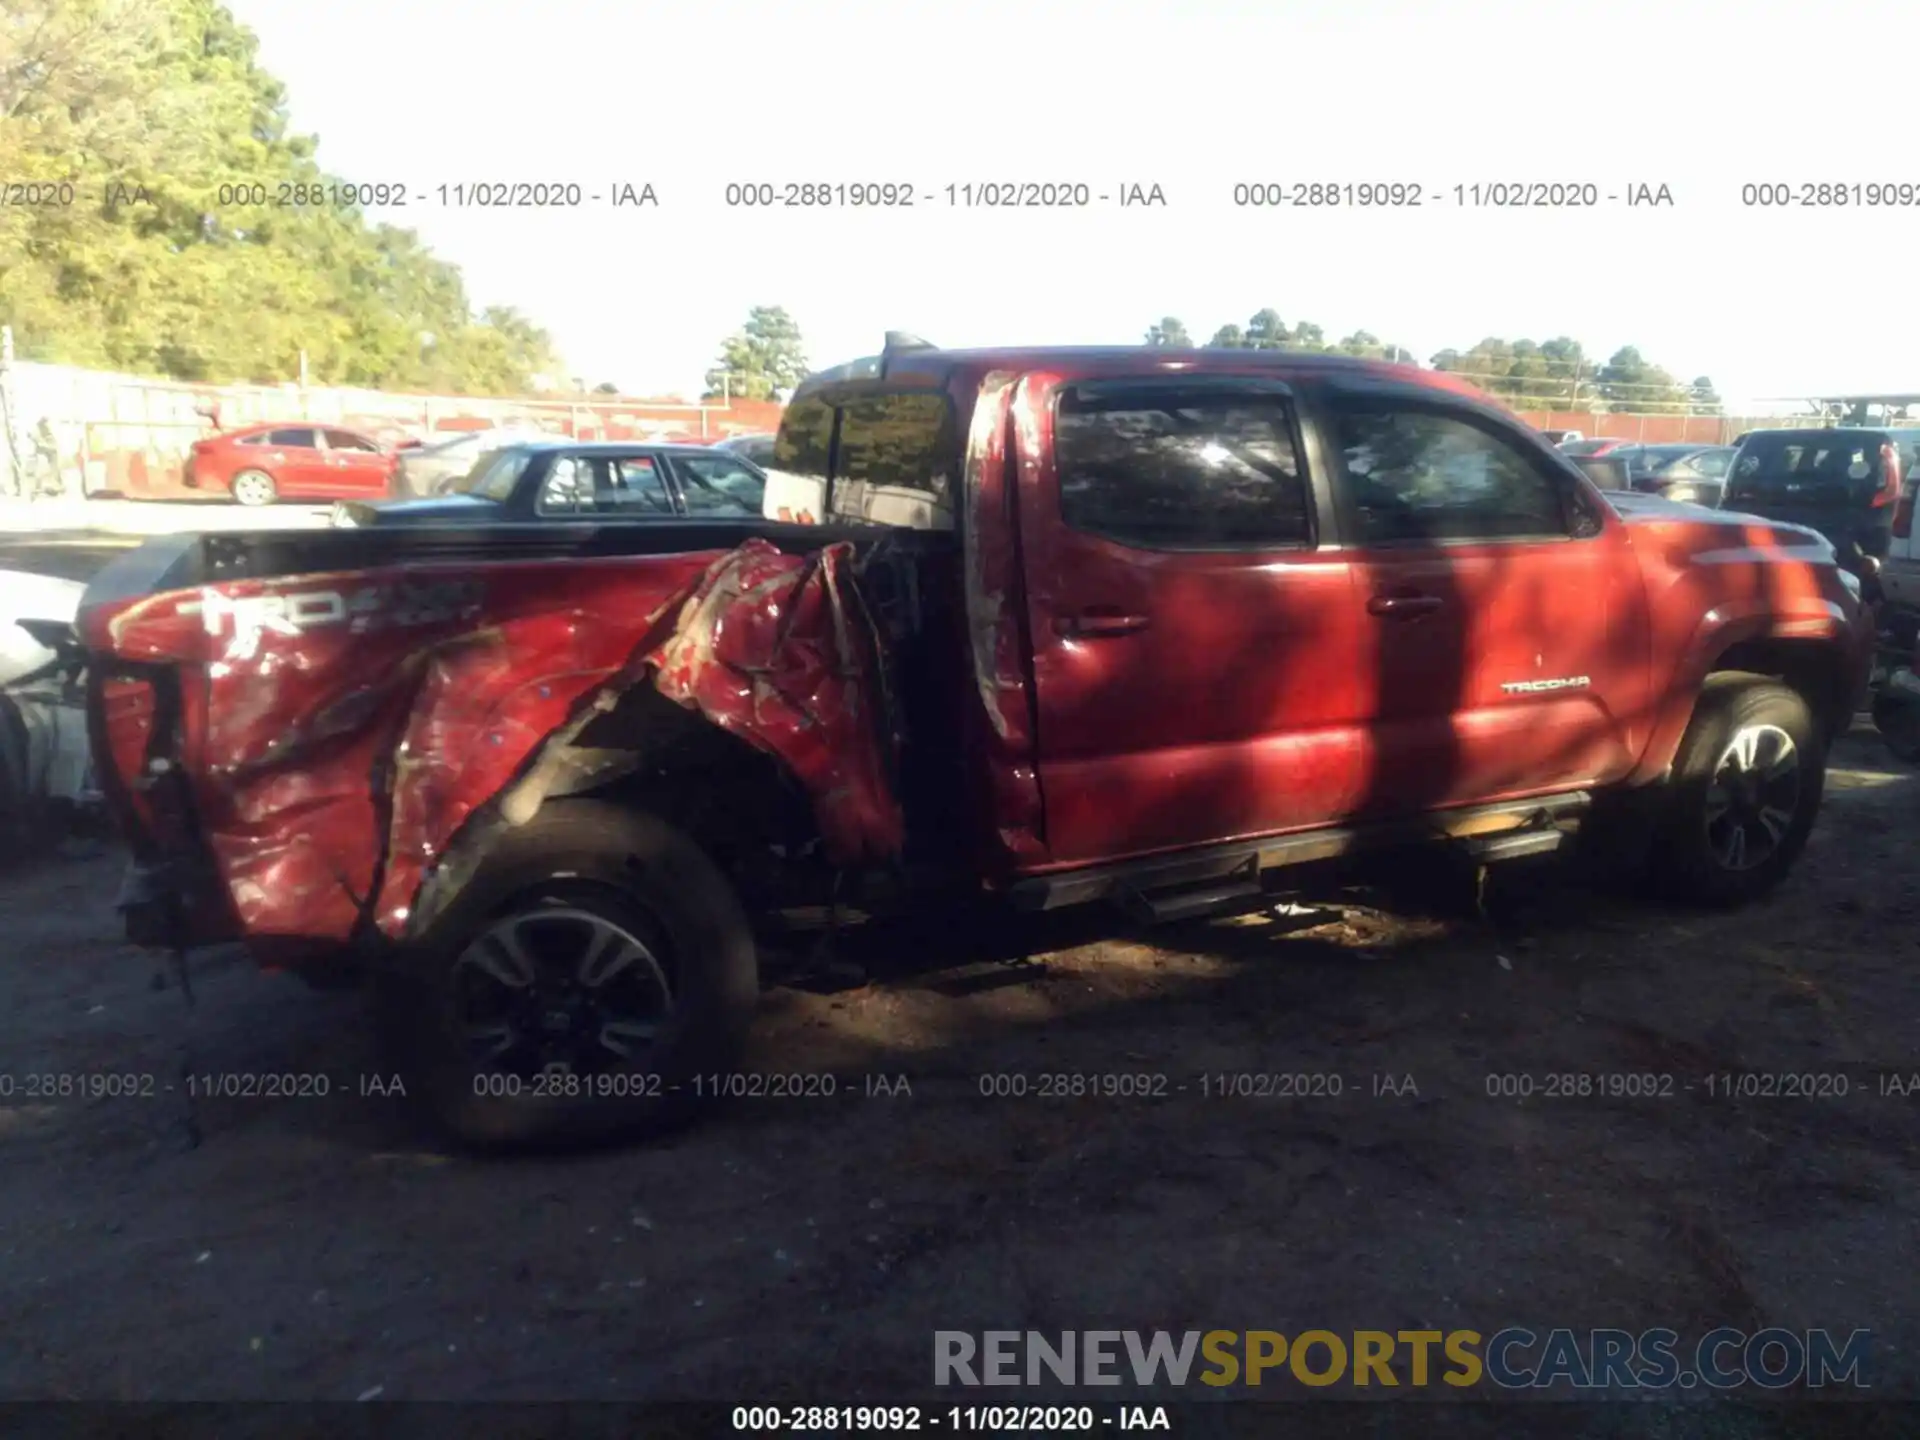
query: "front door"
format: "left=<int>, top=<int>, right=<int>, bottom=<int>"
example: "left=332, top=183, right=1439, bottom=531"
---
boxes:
left=1316, top=389, right=1642, bottom=818
left=1014, top=372, right=1368, bottom=868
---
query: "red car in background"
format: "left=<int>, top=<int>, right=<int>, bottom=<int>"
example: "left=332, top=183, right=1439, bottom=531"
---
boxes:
left=184, top=423, right=398, bottom=506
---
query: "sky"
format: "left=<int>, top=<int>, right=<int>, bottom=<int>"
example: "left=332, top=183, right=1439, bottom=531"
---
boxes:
left=229, top=0, right=1919, bottom=407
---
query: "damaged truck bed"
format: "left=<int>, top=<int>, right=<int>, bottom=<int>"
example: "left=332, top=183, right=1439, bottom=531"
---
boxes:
left=77, top=341, right=1875, bottom=1147
left=84, top=521, right=951, bottom=969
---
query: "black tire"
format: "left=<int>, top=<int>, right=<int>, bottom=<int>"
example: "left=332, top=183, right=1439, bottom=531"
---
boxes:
left=379, top=802, right=759, bottom=1150
left=1872, top=692, right=1920, bottom=764
left=230, top=469, right=278, bottom=506
left=1650, top=678, right=1824, bottom=907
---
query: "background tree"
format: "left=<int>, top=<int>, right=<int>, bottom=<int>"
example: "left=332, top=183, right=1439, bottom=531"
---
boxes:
left=1431, top=336, right=1601, bottom=410
left=703, top=305, right=809, bottom=402
left=1245, top=309, right=1290, bottom=349
left=0, top=0, right=558, bottom=392
left=1143, top=317, right=1192, bottom=347
left=1595, top=346, right=1692, bottom=415
left=1687, top=376, right=1723, bottom=416
left=1206, top=323, right=1247, bottom=348
left=1289, top=321, right=1327, bottom=352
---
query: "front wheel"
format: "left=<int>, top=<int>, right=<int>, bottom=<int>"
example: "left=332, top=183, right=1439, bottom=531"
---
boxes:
left=379, top=803, right=760, bottom=1150
left=1651, top=678, right=1824, bottom=907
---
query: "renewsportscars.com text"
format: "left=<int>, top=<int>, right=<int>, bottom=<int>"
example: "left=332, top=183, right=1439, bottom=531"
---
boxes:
left=934, top=1328, right=1871, bottom=1391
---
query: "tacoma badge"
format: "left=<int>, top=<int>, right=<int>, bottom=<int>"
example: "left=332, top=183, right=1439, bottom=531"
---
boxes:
left=1501, top=676, right=1591, bottom=694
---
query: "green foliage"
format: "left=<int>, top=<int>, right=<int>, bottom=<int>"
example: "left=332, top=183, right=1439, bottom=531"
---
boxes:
left=704, top=305, right=808, bottom=401
left=1144, top=317, right=1191, bottom=347
left=0, top=0, right=557, bottom=391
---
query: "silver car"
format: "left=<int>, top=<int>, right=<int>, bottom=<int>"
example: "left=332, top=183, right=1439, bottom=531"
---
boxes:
left=712, top=432, right=777, bottom=469
left=397, top=427, right=551, bottom=497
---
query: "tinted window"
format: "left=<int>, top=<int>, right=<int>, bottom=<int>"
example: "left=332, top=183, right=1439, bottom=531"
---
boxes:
left=234, top=432, right=269, bottom=446
left=835, top=393, right=954, bottom=504
left=323, top=428, right=380, bottom=452
left=1054, top=381, right=1310, bottom=549
left=740, top=438, right=776, bottom=467
left=1559, top=438, right=1610, bottom=456
left=772, top=399, right=834, bottom=481
left=1693, top=450, right=1732, bottom=479
left=1727, top=431, right=1884, bottom=501
left=265, top=427, right=319, bottom=448
left=1332, top=406, right=1570, bottom=544
left=675, top=453, right=766, bottom=516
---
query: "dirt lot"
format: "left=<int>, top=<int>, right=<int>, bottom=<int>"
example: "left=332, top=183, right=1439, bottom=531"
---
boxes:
left=2, top=728, right=1918, bottom=1409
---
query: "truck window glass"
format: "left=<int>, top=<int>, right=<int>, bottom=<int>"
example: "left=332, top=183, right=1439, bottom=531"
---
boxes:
left=1332, top=406, right=1570, bottom=544
left=834, top=393, right=954, bottom=506
left=772, top=399, right=833, bottom=481
left=1053, top=384, right=1310, bottom=550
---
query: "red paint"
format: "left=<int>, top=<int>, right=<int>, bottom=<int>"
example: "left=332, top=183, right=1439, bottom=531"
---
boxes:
left=645, top=539, right=903, bottom=865
left=82, top=539, right=904, bottom=959
left=82, top=346, right=1876, bottom=972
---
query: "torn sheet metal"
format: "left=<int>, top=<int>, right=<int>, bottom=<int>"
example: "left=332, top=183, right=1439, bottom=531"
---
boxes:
left=87, top=539, right=903, bottom=960
left=644, top=538, right=904, bottom=867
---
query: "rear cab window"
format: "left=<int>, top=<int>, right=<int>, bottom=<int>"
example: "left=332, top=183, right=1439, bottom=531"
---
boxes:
left=767, top=388, right=957, bottom=528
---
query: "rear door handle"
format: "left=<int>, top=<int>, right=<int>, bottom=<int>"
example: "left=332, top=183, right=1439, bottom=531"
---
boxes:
left=1367, top=593, right=1444, bottom=618
left=1055, top=610, right=1150, bottom=637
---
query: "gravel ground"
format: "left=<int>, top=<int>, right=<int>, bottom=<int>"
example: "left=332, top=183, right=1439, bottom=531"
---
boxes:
left=1, top=728, right=1917, bottom=1413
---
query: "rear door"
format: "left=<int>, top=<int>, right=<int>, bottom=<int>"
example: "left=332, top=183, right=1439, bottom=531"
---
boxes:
left=1318, top=387, right=1642, bottom=817
left=319, top=429, right=393, bottom=497
left=1014, top=372, right=1367, bottom=867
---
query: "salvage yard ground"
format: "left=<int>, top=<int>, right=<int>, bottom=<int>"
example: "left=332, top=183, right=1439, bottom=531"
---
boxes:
left=1, top=729, right=1917, bottom=1408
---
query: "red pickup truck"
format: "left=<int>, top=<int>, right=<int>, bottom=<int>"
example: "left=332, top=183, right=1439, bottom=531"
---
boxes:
left=77, top=340, right=1875, bottom=1147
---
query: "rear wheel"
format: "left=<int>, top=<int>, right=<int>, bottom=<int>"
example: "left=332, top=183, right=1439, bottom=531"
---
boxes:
left=1651, top=678, right=1823, bottom=906
left=379, top=802, right=759, bottom=1150
left=230, top=469, right=277, bottom=506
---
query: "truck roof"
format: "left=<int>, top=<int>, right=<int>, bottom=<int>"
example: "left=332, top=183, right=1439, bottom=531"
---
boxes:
left=793, top=345, right=1491, bottom=405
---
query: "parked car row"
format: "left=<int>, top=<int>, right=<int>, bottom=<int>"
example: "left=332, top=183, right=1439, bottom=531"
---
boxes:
left=180, top=421, right=776, bottom=508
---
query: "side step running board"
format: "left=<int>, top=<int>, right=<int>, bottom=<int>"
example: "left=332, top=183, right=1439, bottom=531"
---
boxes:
left=1118, top=877, right=1267, bottom=926
left=1461, top=828, right=1568, bottom=863
left=1006, top=792, right=1591, bottom=913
